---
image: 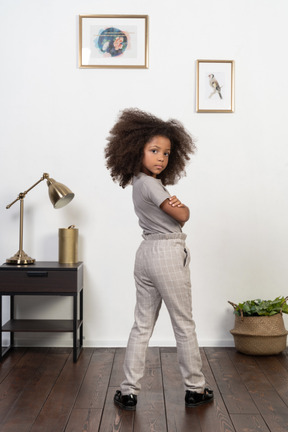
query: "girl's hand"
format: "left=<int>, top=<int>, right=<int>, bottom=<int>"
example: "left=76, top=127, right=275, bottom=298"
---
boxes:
left=168, top=195, right=185, bottom=208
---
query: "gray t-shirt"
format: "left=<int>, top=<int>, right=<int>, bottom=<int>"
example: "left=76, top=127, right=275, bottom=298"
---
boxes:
left=132, top=172, right=182, bottom=235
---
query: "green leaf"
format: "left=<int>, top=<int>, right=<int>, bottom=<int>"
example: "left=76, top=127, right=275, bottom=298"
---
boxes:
left=230, top=296, right=288, bottom=316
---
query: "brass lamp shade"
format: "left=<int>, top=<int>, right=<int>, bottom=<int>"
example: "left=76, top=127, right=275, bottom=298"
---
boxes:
left=47, top=178, right=75, bottom=209
left=6, top=173, right=75, bottom=265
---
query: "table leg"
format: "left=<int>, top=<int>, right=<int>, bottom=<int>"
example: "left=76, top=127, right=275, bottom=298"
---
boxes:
left=73, top=294, right=77, bottom=362
left=80, top=289, right=83, bottom=348
left=0, top=295, right=14, bottom=361
left=10, top=296, right=14, bottom=347
left=0, top=296, right=2, bottom=360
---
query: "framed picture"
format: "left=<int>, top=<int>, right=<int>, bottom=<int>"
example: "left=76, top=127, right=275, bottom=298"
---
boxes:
left=196, top=60, right=234, bottom=112
left=79, top=15, right=149, bottom=69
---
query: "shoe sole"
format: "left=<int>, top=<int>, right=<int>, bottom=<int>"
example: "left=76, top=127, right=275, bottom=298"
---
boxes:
left=185, top=397, right=214, bottom=408
left=114, top=399, right=137, bottom=411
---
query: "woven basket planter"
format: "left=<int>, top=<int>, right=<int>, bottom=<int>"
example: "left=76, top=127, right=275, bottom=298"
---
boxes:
left=230, top=313, right=288, bottom=355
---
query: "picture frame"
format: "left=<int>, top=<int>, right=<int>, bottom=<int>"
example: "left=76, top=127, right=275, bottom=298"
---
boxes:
left=196, top=60, right=234, bottom=113
left=79, top=15, right=149, bottom=69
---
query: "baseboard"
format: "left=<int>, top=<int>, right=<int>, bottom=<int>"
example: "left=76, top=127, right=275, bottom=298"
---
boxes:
left=5, top=334, right=236, bottom=348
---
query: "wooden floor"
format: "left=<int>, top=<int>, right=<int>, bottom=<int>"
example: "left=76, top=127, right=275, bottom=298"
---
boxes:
left=0, top=347, right=288, bottom=431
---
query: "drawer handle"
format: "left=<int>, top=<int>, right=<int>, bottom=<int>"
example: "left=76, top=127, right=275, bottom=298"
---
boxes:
left=26, top=271, right=48, bottom=277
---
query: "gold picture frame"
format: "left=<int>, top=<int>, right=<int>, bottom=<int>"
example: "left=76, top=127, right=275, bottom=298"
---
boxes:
left=196, top=60, right=234, bottom=113
left=79, top=15, right=149, bottom=69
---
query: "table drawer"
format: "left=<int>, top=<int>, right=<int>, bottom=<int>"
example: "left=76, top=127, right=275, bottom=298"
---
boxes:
left=0, top=270, right=80, bottom=293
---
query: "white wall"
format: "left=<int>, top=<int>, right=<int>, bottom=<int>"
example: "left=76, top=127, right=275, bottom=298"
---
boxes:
left=1, top=0, right=288, bottom=348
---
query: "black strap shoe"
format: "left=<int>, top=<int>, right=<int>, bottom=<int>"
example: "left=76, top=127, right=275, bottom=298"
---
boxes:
left=114, top=390, right=137, bottom=411
left=185, top=387, right=214, bottom=407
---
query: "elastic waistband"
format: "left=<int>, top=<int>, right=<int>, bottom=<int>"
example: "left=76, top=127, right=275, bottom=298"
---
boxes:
left=142, top=233, right=187, bottom=241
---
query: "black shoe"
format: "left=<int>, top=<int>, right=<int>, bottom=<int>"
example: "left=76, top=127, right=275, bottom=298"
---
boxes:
left=185, top=387, right=214, bottom=407
left=114, top=390, right=137, bottom=411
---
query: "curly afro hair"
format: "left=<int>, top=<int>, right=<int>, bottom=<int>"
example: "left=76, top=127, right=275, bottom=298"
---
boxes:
left=104, top=108, right=196, bottom=188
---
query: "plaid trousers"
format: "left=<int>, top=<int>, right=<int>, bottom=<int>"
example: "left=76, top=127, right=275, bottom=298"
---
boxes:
left=120, top=233, right=206, bottom=395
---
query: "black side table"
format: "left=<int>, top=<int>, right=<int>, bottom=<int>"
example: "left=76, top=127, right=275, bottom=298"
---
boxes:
left=0, top=261, right=83, bottom=362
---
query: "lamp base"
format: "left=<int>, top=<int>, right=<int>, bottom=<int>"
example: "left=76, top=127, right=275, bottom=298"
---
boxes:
left=6, top=249, right=35, bottom=265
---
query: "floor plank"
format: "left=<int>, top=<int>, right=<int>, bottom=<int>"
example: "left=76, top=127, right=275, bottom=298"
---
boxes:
left=255, top=355, right=288, bottom=405
left=0, top=346, right=287, bottom=431
left=228, top=349, right=288, bottom=432
left=133, top=347, right=167, bottom=432
left=0, top=348, right=26, bottom=384
left=74, top=348, right=115, bottom=409
left=161, top=347, right=202, bottom=432
left=99, top=386, right=134, bottom=432
left=65, top=408, right=103, bottom=432
left=109, top=347, right=126, bottom=388
left=230, top=414, right=271, bottom=432
left=197, top=348, right=236, bottom=432
left=0, top=348, right=50, bottom=428
left=30, top=349, right=93, bottom=432
left=0, top=349, right=69, bottom=432
left=204, top=347, right=258, bottom=414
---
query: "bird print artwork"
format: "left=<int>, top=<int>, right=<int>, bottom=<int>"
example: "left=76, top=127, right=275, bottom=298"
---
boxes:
left=208, top=74, right=223, bottom=99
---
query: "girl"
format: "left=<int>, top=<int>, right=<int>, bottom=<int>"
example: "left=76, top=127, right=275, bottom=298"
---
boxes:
left=105, top=108, right=213, bottom=410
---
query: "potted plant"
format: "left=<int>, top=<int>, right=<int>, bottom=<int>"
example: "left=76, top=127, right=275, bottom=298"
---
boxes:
left=228, top=296, right=288, bottom=355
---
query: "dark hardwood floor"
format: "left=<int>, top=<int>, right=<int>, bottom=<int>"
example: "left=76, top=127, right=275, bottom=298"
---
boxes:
left=0, top=346, right=288, bottom=431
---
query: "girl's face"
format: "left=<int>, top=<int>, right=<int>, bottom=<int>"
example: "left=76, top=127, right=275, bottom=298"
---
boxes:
left=141, top=135, right=171, bottom=178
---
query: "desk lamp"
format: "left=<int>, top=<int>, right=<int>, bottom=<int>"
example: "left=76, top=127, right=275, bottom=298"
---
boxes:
left=6, top=172, right=74, bottom=265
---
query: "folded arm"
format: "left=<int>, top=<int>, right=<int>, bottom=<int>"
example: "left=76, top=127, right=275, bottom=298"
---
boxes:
left=160, top=195, right=190, bottom=226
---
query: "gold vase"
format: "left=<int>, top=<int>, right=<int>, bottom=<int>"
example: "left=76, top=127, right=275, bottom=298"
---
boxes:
left=58, top=226, right=78, bottom=264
